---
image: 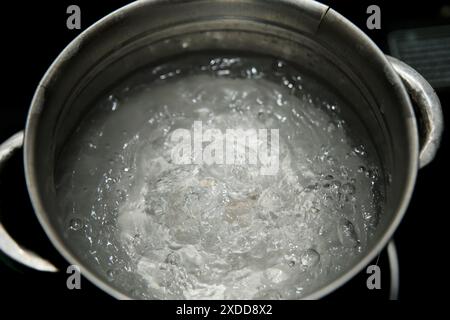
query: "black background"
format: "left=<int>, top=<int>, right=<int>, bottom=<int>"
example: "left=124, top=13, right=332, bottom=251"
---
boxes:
left=0, top=0, right=448, bottom=303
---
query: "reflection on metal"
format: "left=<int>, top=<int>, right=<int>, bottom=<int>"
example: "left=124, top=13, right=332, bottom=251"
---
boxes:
left=0, top=131, right=58, bottom=272
left=387, top=240, right=399, bottom=300
left=388, top=56, right=444, bottom=168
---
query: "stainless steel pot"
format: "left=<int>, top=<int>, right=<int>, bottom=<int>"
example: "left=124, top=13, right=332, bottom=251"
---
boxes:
left=0, top=0, right=443, bottom=299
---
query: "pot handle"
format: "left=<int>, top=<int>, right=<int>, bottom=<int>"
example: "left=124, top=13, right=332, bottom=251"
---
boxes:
left=0, top=131, right=58, bottom=272
left=387, top=56, right=444, bottom=168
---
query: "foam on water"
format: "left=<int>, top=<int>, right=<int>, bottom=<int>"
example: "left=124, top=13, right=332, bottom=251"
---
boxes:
left=56, top=55, right=385, bottom=299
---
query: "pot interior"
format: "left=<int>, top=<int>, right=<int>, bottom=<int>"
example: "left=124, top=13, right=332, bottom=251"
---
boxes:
left=27, top=0, right=417, bottom=299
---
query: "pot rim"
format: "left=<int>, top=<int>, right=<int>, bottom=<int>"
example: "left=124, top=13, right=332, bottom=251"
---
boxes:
left=23, top=0, right=419, bottom=300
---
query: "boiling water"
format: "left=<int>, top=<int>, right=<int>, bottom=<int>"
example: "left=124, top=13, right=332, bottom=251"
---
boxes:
left=56, top=55, right=384, bottom=299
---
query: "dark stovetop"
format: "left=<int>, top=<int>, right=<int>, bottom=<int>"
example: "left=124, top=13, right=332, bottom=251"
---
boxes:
left=0, top=0, right=449, bottom=301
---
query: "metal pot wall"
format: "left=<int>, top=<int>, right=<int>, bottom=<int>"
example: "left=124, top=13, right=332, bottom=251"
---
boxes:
left=0, top=0, right=443, bottom=299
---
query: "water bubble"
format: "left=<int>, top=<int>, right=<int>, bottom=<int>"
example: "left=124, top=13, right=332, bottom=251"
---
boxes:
left=257, top=111, right=266, bottom=122
left=106, top=269, right=115, bottom=281
left=340, top=166, right=350, bottom=179
left=327, top=121, right=337, bottom=133
left=330, top=180, right=342, bottom=190
left=300, top=249, right=320, bottom=268
left=276, top=94, right=285, bottom=107
left=341, top=183, right=356, bottom=195
left=144, top=206, right=155, bottom=216
left=326, top=156, right=336, bottom=166
left=311, top=207, right=320, bottom=214
left=337, top=219, right=359, bottom=248
left=166, top=252, right=181, bottom=266
left=265, top=267, right=288, bottom=284
left=108, top=95, right=119, bottom=111
left=272, top=60, right=285, bottom=74
left=132, top=233, right=142, bottom=246
left=387, top=173, right=392, bottom=185
left=367, top=167, right=380, bottom=180
left=217, top=70, right=231, bottom=76
left=353, top=145, right=367, bottom=157
left=327, top=103, right=339, bottom=113
left=248, top=67, right=259, bottom=77
left=362, top=210, right=379, bottom=227
left=116, top=189, right=127, bottom=202
left=304, top=184, right=319, bottom=193
left=185, top=191, right=200, bottom=204
left=69, top=218, right=83, bottom=231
